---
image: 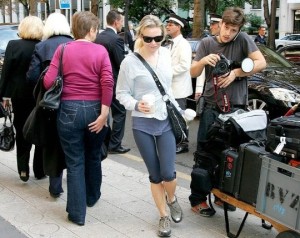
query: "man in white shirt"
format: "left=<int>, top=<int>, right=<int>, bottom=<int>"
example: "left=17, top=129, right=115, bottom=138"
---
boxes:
left=166, top=14, right=193, bottom=154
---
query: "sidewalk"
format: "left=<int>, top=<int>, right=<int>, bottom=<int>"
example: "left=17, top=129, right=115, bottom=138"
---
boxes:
left=0, top=148, right=278, bottom=238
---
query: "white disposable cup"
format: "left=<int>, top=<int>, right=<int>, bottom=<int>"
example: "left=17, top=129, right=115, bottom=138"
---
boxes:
left=142, top=94, right=155, bottom=113
left=184, top=108, right=197, bottom=121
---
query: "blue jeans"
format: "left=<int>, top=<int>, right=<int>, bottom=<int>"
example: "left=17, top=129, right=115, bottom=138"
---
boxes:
left=57, top=100, right=108, bottom=223
left=49, top=173, right=64, bottom=195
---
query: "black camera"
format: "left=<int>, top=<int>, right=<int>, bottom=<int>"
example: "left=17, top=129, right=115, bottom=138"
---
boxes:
left=212, top=53, right=240, bottom=77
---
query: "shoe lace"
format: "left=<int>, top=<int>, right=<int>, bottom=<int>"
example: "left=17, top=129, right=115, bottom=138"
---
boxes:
left=159, top=216, right=170, bottom=230
left=168, top=198, right=181, bottom=212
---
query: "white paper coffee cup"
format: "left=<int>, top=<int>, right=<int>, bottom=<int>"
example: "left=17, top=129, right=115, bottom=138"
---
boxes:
left=184, top=108, right=196, bottom=121
left=142, top=94, right=155, bottom=113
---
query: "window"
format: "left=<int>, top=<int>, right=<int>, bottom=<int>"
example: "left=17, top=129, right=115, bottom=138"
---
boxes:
left=252, top=0, right=262, bottom=9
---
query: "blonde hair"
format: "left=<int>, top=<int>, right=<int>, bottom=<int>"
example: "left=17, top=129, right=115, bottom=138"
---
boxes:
left=134, top=15, right=166, bottom=50
left=43, top=12, right=71, bottom=40
left=18, top=16, right=43, bottom=40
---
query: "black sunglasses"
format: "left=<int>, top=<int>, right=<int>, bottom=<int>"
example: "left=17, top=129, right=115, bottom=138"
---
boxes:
left=142, top=35, right=164, bottom=43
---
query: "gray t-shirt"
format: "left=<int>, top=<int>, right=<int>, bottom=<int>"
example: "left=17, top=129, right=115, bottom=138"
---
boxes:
left=194, top=32, right=258, bottom=106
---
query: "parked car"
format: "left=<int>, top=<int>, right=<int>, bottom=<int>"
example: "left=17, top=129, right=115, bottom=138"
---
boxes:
left=276, top=43, right=300, bottom=66
left=187, top=39, right=300, bottom=119
left=0, top=24, right=19, bottom=79
left=275, top=34, right=300, bottom=50
left=187, top=38, right=202, bottom=60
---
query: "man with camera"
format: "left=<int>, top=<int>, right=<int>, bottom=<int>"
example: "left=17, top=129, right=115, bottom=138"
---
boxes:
left=189, top=7, right=266, bottom=217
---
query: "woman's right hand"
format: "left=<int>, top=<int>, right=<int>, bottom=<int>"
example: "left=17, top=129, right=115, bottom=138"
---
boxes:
left=2, top=99, right=11, bottom=110
left=194, top=93, right=202, bottom=101
left=137, top=100, right=152, bottom=114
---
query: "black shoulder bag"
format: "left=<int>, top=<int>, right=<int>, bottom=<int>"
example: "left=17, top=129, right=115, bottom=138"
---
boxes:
left=39, top=43, right=66, bottom=110
left=134, top=52, right=188, bottom=145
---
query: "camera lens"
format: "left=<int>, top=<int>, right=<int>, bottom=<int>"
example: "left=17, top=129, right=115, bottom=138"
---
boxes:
left=218, top=61, right=228, bottom=72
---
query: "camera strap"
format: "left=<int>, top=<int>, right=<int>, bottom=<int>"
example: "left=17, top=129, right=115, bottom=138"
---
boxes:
left=213, top=75, right=231, bottom=113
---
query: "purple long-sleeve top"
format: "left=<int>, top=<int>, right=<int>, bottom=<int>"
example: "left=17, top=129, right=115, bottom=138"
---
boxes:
left=44, top=41, right=114, bottom=106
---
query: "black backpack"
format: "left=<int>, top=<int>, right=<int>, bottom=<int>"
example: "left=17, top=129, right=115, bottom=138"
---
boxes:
left=190, top=151, right=220, bottom=194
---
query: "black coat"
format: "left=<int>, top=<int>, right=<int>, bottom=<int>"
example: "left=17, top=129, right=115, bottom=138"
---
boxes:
left=26, top=35, right=73, bottom=177
left=0, top=39, right=40, bottom=99
left=95, top=28, right=125, bottom=82
left=27, top=35, right=73, bottom=84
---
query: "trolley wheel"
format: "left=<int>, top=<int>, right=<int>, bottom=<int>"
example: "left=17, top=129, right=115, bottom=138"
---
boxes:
left=276, top=230, right=300, bottom=238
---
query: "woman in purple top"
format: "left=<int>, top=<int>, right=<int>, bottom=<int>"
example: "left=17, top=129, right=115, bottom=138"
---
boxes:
left=44, top=11, right=114, bottom=226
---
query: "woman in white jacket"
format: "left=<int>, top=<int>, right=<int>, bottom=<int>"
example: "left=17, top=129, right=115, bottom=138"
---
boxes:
left=116, top=15, right=183, bottom=237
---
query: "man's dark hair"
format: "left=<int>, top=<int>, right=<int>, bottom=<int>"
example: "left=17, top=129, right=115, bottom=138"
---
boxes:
left=222, top=7, right=246, bottom=28
left=106, top=10, right=122, bottom=26
left=258, top=26, right=266, bottom=30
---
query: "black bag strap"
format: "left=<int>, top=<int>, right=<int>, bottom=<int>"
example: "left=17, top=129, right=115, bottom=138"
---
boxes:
left=134, top=52, right=168, bottom=98
left=58, top=43, right=66, bottom=77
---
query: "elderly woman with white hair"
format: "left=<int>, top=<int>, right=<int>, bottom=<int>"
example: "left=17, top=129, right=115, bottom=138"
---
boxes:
left=27, top=12, right=73, bottom=198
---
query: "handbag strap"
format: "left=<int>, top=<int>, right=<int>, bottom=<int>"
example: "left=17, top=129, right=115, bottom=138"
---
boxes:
left=4, top=107, right=13, bottom=125
left=134, top=52, right=168, bottom=98
left=58, top=43, right=67, bottom=77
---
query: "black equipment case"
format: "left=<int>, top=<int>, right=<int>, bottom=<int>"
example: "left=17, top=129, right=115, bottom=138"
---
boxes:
left=219, top=141, right=272, bottom=206
left=235, top=142, right=270, bottom=206
left=266, top=112, right=300, bottom=160
left=219, top=148, right=239, bottom=195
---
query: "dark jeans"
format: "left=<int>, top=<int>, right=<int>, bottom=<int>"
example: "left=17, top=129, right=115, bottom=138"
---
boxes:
left=189, top=108, right=219, bottom=207
left=49, top=173, right=64, bottom=195
left=57, top=100, right=108, bottom=223
left=108, top=96, right=126, bottom=150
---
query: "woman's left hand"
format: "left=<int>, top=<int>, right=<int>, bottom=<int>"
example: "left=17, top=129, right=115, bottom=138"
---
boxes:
left=88, top=114, right=107, bottom=133
left=217, top=70, right=236, bottom=88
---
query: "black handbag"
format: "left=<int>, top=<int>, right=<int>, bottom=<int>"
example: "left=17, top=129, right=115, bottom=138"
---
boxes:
left=191, top=150, right=220, bottom=194
left=0, top=108, right=15, bottom=151
left=39, top=43, right=66, bottom=110
left=134, top=52, right=188, bottom=145
left=23, top=106, right=52, bottom=146
left=23, top=62, right=57, bottom=146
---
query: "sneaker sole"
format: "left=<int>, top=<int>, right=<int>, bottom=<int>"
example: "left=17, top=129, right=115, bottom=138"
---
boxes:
left=157, top=232, right=171, bottom=237
left=171, top=216, right=182, bottom=223
left=191, top=207, right=215, bottom=217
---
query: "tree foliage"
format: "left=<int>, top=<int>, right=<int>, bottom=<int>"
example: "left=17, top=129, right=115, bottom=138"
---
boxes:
left=108, top=0, right=176, bottom=22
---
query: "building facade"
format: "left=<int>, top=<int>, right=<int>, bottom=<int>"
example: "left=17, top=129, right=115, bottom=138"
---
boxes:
left=244, top=0, right=300, bottom=38
left=0, top=0, right=111, bottom=28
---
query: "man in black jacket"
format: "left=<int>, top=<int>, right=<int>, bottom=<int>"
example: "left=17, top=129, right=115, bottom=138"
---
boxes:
left=254, top=26, right=267, bottom=45
left=95, top=10, right=130, bottom=154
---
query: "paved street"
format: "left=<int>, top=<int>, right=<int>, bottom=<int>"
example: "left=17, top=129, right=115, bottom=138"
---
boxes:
left=0, top=114, right=280, bottom=237
left=0, top=148, right=279, bottom=238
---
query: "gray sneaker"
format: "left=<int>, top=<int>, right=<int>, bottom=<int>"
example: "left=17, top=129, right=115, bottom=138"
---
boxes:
left=167, top=195, right=183, bottom=223
left=158, top=216, right=171, bottom=237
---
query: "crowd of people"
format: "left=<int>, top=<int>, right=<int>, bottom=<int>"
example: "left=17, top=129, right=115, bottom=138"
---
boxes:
left=0, top=7, right=267, bottom=237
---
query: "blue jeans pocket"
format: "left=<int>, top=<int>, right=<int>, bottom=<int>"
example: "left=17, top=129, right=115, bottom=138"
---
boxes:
left=59, top=106, right=77, bottom=125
